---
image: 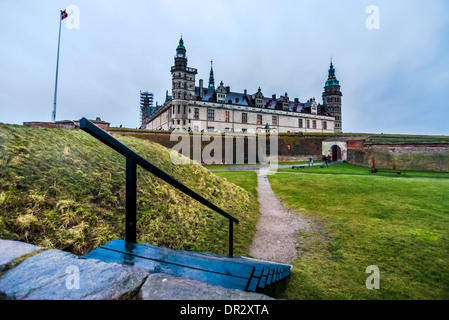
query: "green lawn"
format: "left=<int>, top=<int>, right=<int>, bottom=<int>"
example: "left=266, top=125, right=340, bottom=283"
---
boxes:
left=268, top=172, right=449, bottom=299
left=212, top=171, right=258, bottom=199
left=212, top=164, right=449, bottom=299
left=278, top=162, right=449, bottom=179
left=210, top=171, right=260, bottom=255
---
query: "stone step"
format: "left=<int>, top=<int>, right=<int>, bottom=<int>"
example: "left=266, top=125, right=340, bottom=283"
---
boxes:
left=82, top=239, right=292, bottom=293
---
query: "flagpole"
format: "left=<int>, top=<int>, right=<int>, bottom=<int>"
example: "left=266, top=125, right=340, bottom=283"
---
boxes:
left=52, top=11, right=62, bottom=122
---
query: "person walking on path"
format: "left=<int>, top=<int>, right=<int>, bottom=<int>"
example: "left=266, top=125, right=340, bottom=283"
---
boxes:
left=308, top=156, right=313, bottom=167
left=322, top=155, right=328, bottom=167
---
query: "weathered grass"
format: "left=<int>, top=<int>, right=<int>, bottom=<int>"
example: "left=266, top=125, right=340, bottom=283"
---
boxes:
left=268, top=172, right=449, bottom=300
left=0, top=124, right=258, bottom=256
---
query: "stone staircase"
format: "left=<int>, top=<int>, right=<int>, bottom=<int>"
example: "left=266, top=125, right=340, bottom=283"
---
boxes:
left=82, top=239, right=292, bottom=293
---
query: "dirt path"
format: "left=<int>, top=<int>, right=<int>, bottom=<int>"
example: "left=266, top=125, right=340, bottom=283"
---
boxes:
left=249, top=168, right=310, bottom=264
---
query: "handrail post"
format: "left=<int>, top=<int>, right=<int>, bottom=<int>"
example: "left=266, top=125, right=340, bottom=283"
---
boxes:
left=229, top=219, right=234, bottom=257
left=126, top=157, right=137, bottom=243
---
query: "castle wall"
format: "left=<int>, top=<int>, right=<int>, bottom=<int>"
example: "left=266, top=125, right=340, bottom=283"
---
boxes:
left=347, top=142, right=449, bottom=172
left=108, top=129, right=328, bottom=162
left=111, top=129, right=449, bottom=171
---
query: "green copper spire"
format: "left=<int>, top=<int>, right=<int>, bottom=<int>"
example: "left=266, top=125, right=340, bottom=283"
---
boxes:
left=325, top=58, right=340, bottom=87
left=177, top=36, right=186, bottom=52
left=208, top=60, right=215, bottom=90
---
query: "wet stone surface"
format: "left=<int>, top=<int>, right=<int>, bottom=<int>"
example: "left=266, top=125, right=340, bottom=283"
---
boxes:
left=0, top=239, right=43, bottom=274
left=0, top=249, right=148, bottom=300
left=140, top=273, right=276, bottom=300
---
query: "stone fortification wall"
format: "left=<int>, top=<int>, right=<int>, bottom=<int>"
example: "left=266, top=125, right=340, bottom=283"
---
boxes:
left=347, top=141, right=449, bottom=172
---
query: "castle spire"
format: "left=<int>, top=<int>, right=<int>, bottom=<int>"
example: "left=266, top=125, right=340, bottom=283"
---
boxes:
left=208, top=59, right=215, bottom=90
left=325, top=58, right=339, bottom=87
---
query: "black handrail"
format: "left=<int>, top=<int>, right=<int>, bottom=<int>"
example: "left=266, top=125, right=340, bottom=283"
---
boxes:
left=79, top=117, right=239, bottom=257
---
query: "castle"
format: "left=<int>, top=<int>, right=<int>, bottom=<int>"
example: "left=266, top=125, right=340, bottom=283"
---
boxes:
left=141, top=37, right=342, bottom=133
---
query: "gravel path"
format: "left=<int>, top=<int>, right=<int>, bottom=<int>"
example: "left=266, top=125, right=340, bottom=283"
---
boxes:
left=249, top=168, right=310, bottom=264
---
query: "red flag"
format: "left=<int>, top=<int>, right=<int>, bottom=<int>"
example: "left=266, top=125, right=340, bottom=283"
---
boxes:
left=61, top=10, right=68, bottom=20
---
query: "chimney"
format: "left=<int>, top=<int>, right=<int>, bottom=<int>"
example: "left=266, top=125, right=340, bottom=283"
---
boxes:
left=294, top=98, right=299, bottom=103
left=199, top=79, right=203, bottom=98
left=226, top=86, right=230, bottom=94
left=272, top=94, right=276, bottom=100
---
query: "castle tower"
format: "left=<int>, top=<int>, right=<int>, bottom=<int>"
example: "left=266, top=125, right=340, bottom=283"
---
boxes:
left=171, top=37, right=197, bottom=129
left=322, top=59, right=342, bottom=132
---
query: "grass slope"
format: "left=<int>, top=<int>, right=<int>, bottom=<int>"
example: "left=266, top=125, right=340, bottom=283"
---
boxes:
left=0, top=124, right=258, bottom=256
left=269, top=171, right=449, bottom=299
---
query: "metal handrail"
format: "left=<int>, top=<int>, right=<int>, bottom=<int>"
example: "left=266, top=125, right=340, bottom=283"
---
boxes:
left=79, top=117, right=239, bottom=257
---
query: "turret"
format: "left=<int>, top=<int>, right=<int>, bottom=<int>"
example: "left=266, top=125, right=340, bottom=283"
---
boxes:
left=322, top=59, right=342, bottom=132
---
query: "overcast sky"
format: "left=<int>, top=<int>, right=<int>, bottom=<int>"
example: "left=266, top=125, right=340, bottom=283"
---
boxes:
left=1, top=0, right=448, bottom=135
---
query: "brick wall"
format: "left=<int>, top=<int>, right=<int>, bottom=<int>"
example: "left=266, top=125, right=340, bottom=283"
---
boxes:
left=108, top=129, right=449, bottom=171
left=23, top=121, right=76, bottom=129
left=108, top=129, right=329, bottom=163
left=347, top=142, right=449, bottom=172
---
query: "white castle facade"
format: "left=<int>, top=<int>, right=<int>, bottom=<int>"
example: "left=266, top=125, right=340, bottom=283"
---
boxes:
left=142, top=37, right=342, bottom=134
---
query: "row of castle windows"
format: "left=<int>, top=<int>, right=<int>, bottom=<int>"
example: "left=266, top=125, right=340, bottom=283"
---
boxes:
left=204, top=109, right=277, bottom=126
left=297, top=119, right=327, bottom=130
left=173, top=82, right=194, bottom=89
left=327, top=97, right=340, bottom=102
left=174, top=73, right=194, bottom=81
left=172, top=107, right=329, bottom=129
left=174, top=92, right=193, bottom=99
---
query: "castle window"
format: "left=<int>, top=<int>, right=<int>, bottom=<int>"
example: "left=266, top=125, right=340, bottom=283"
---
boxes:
left=225, top=111, right=230, bottom=122
left=323, top=121, right=327, bottom=130
left=194, top=108, right=199, bottom=120
left=177, top=105, right=180, bottom=114
left=207, top=126, right=214, bottom=132
left=172, top=106, right=175, bottom=114
left=298, top=118, right=303, bottom=128
left=183, top=106, right=186, bottom=114
left=207, top=109, right=215, bottom=121
left=242, top=113, right=248, bottom=124
left=257, top=114, right=262, bottom=125
left=272, top=116, right=278, bottom=126
left=313, top=120, right=317, bottom=129
left=177, top=120, right=180, bottom=125
left=306, top=119, right=310, bottom=128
